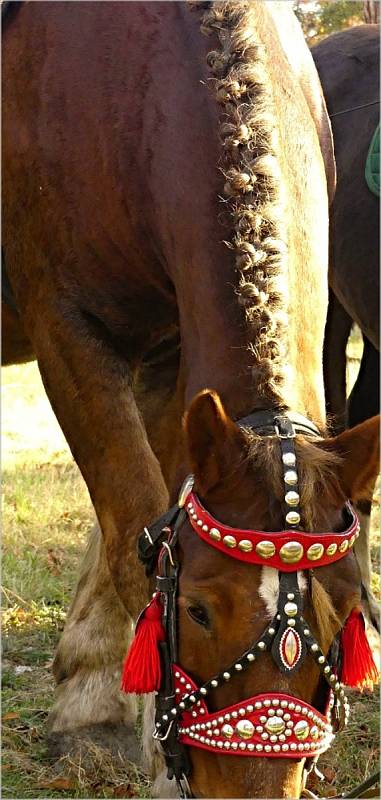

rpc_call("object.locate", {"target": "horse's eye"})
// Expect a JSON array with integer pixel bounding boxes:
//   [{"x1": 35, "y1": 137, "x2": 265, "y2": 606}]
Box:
[{"x1": 187, "y1": 604, "x2": 209, "y2": 628}]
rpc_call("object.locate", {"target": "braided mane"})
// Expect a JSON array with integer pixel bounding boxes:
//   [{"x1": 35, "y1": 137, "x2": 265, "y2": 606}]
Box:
[{"x1": 190, "y1": 1, "x2": 290, "y2": 407}]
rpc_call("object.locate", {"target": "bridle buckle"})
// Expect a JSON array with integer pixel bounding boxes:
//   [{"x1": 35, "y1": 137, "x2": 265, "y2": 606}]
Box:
[
  {"x1": 274, "y1": 415, "x2": 296, "y2": 438},
  {"x1": 153, "y1": 719, "x2": 174, "y2": 741}
]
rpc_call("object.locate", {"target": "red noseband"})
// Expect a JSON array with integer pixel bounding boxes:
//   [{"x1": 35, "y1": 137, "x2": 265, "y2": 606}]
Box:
[
  {"x1": 172, "y1": 667, "x2": 334, "y2": 759},
  {"x1": 185, "y1": 492, "x2": 360, "y2": 571}
]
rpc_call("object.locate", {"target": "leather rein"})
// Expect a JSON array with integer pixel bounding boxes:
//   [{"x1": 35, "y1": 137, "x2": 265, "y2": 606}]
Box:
[{"x1": 136, "y1": 410, "x2": 369, "y2": 798}]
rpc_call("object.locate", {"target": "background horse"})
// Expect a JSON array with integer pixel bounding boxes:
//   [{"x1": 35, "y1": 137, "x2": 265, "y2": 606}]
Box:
[
  {"x1": 3, "y1": 2, "x2": 378, "y2": 797},
  {"x1": 312, "y1": 24, "x2": 380, "y2": 629}
]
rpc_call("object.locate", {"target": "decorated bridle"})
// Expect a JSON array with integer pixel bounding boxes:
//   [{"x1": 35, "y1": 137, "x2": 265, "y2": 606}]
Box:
[{"x1": 121, "y1": 412, "x2": 377, "y2": 798}]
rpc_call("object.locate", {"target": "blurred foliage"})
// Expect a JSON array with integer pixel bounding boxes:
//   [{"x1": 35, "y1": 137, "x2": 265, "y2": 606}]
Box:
[{"x1": 294, "y1": 1, "x2": 364, "y2": 44}]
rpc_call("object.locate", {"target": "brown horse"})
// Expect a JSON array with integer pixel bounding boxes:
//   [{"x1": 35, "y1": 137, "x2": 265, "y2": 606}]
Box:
[
  {"x1": 3, "y1": 2, "x2": 379, "y2": 797},
  {"x1": 313, "y1": 25, "x2": 380, "y2": 629}
]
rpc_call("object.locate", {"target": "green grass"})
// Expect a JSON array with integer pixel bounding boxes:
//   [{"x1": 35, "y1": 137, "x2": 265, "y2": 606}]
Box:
[{"x1": 2, "y1": 335, "x2": 380, "y2": 798}]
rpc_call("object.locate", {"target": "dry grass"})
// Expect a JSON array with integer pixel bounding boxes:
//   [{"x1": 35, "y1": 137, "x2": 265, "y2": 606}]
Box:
[{"x1": 2, "y1": 328, "x2": 379, "y2": 798}]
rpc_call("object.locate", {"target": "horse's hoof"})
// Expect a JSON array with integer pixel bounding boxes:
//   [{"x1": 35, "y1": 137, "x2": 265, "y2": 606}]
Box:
[{"x1": 47, "y1": 722, "x2": 141, "y2": 766}]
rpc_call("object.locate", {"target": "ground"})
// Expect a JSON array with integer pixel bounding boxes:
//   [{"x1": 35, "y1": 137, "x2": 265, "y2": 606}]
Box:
[{"x1": 2, "y1": 329, "x2": 380, "y2": 798}]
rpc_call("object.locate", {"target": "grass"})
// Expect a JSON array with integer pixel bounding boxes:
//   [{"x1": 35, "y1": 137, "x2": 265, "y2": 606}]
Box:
[{"x1": 2, "y1": 331, "x2": 380, "y2": 798}]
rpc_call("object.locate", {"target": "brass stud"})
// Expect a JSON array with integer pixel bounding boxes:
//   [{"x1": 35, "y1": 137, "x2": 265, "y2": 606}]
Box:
[
  {"x1": 339, "y1": 539, "x2": 349, "y2": 553},
  {"x1": 211, "y1": 679, "x2": 218, "y2": 688},
  {"x1": 284, "y1": 470, "x2": 298, "y2": 485},
  {"x1": 221, "y1": 724, "x2": 234, "y2": 739},
  {"x1": 285, "y1": 491, "x2": 300, "y2": 507},
  {"x1": 223, "y1": 534, "x2": 237, "y2": 549},
  {"x1": 256, "y1": 540, "x2": 276, "y2": 559},
  {"x1": 236, "y1": 719, "x2": 255, "y2": 739},
  {"x1": 209, "y1": 528, "x2": 221, "y2": 542},
  {"x1": 265, "y1": 716, "x2": 286, "y2": 735},
  {"x1": 307, "y1": 543, "x2": 324, "y2": 561},
  {"x1": 247, "y1": 653, "x2": 255, "y2": 662},
  {"x1": 238, "y1": 539, "x2": 253, "y2": 553},
  {"x1": 294, "y1": 720, "x2": 309, "y2": 740},
  {"x1": 223, "y1": 672, "x2": 231, "y2": 681},
  {"x1": 310, "y1": 726, "x2": 319, "y2": 740},
  {"x1": 326, "y1": 542, "x2": 337, "y2": 556},
  {"x1": 349, "y1": 534, "x2": 356, "y2": 548},
  {"x1": 279, "y1": 541, "x2": 304, "y2": 563},
  {"x1": 235, "y1": 663, "x2": 242, "y2": 671},
  {"x1": 285, "y1": 511, "x2": 301, "y2": 526}
]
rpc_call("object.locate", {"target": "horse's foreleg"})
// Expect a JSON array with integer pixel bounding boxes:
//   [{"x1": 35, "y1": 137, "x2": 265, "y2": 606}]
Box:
[
  {"x1": 348, "y1": 337, "x2": 380, "y2": 632},
  {"x1": 48, "y1": 526, "x2": 139, "y2": 760},
  {"x1": 354, "y1": 503, "x2": 380, "y2": 633},
  {"x1": 28, "y1": 310, "x2": 169, "y2": 755}
]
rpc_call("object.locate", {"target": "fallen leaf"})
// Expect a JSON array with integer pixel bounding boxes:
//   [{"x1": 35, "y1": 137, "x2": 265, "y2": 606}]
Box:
[
  {"x1": 37, "y1": 777, "x2": 75, "y2": 791},
  {"x1": 113, "y1": 786, "x2": 134, "y2": 798},
  {"x1": 322, "y1": 767, "x2": 336, "y2": 784},
  {"x1": 47, "y1": 549, "x2": 63, "y2": 575},
  {"x1": 2, "y1": 711, "x2": 20, "y2": 721}
]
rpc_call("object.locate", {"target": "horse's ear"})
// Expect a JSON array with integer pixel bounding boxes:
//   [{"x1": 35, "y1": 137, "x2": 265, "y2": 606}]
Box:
[
  {"x1": 184, "y1": 390, "x2": 248, "y2": 495},
  {"x1": 320, "y1": 416, "x2": 380, "y2": 501}
]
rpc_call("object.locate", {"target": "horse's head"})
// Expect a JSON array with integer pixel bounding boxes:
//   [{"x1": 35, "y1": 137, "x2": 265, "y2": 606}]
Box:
[{"x1": 168, "y1": 390, "x2": 379, "y2": 799}]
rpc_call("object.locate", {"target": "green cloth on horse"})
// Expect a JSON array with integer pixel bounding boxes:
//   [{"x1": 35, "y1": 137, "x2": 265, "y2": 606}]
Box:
[{"x1": 365, "y1": 123, "x2": 380, "y2": 197}]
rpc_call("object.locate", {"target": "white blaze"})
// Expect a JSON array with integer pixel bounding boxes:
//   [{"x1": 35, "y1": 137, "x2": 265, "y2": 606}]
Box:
[{"x1": 259, "y1": 566, "x2": 307, "y2": 617}]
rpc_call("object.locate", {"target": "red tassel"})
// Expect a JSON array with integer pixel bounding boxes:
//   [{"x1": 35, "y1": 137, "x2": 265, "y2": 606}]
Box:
[
  {"x1": 121, "y1": 594, "x2": 165, "y2": 694},
  {"x1": 341, "y1": 608, "x2": 379, "y2": 691}
]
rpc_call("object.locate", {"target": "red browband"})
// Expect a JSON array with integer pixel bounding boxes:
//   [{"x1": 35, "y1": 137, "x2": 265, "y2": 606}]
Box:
[
  {"x1": 173, "y1": 666, "x2": 334, "y2": 758},
  {"x1": 185, "y1": 492, "x2": 360, "y2": 572}
]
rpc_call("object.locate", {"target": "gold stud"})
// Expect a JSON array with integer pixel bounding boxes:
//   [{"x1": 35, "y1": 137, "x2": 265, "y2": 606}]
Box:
[
  {"x1": 238, "y1": 539, "x2": 253, "y2": 553},
  {"x1": 282, "y1": 452, "x2": 296, "y2": 466},
  {"x1": 236, "y1": 719, "x2": 254, "y2": 739},
  {"x1": 285, "y1": 511, "x2": 301, "y2": 526},
  {"x1": 294, "y1": 720, "x2": 310, "y2": 740},
  {"x1": 221, "y1": 724, "x2": 234, "y2": 739},
  {"x1": 209, "y1": 528, "x2": 221, "y2": 542},
  {"x1": 307, "y1": 543, "x2": 324, "y2": 561},
  {"x1": 279, "y1": 541, "x2": 304, "y2": 563},
  {"x1": 178, "y1": 475, "x2": 194, "y2": 507},
  {"x1": 326, "y1": 542, "x2": 337, "y2": 556},
  {"x1": 339, "y1": 539, "x2": 349, "y2": 553},
  {"x1": 349, "y1": 534, "x2": 356, "y2": 548},
  {"x1": 223, "y1": 535, "x2": 237, "y2": 549},
  {"x1": 265, "y1": 717, "x2": 286, "y2": 735},
  {"x1": 310, "y1": 726, "x2": 319, "y2": 740},
  {"x1": 256, "y1": 540, "x2": 276, "y2": 559},
  {"x1": 285, "y1": 491, "x2": 299, "y2": 507},
  {"x1": 284, "y1": 470, "x2": 298, "y2": 486}
]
